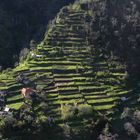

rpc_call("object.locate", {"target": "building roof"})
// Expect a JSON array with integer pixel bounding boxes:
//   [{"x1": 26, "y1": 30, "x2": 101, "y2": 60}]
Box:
[
  {"x1": 4, "y1": 106, "x2": 10, "y2": 112},
  {"x1": 21, "y1": 88, "x2": 35, "y2": 97}
]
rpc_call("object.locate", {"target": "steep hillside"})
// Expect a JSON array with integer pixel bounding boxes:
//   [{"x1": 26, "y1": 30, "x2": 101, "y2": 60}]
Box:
[
  {"x1": 0, "y1": 2, "x2": 139, "y2": 140},
  {"x1": 0, "y1": 0, "x2": 126, "y2": 115},
  {"x1": 0, "y1": 0, "x2": 140, "y2": 139}
]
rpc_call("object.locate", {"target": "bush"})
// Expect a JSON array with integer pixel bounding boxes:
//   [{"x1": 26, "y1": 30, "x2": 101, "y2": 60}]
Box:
[
  {"x1": 61, "y1": 104, "x2": 77, "y2": 120},
  {"x1": 36, "y1": 115, "x2": 48, "y2": 125},
  {"x1": 0, "y1": 118, "x2": 6, "y2": 131},
  {"x1": 133, "y1": 110, "x2": 140, "y2": 123},
  {"x1": 19, "y1": 48, "x2": 30, "y2": 62},
  {"x1": 61, "y1": 103, "x2": 93, "y2": 120},
  {"x1": 30, "y1": 40, "x2": 37, "y2": 50},
  {"x1": 133, "y1": 110, "x2": 140, "y2": 132},
  {"x1": 14, "y1": 120, "x2": 25, "y2": 129},
  {"x1": 124, "y1": 122, "x2": 138, "y2": 138},
  {"x1": 38, "y1": 102, "x2": 48, "y2": 113},
  {"x1": 77, "y1": 104, "x2": 93, "y2": 117},
  {"x1": 98, "y1": 123, "x2": 118, "y2": 140},
  {"x1": 0, "y1": 115, "x2": 16, "y2": 138},
  {"x1": 63, "y1": 123, "x2": 72, "y2": 138},
  {"x1": 121, "y1": 108, "x2": 132, "y2": 120}
]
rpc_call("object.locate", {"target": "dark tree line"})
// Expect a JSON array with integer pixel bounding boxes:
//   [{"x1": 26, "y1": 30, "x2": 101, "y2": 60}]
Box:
[
  {"x1": 0, "y1": 0, "x2": 74, "y2": 68},
  {"x1": 88, "y1": 0, "x2": 140, "y2": 80}
]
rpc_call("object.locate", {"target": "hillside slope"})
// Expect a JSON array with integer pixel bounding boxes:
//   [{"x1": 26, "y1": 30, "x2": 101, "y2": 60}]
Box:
[{"x1": 0, "y1": 0, "x2": 140, "y2": 139}]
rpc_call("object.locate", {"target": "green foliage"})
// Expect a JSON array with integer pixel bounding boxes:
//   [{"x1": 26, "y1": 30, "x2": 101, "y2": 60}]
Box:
[
  {"x1": 0, "y1": 118, "x2": 6, "y2": 131},
  {"x1": 19, "y1": 48, "x2": 30, "y2": 63},
  {"x1": 38, "y1": 102, "x2": 48, "y2": 112},
  {"x1": 61, "y1": 103, "x2": 93, "y2": 120},
  {"x1": 121, "y1": 108, "x2": 132, "y2": 119},
  {"x1": 15, "y1": 120, "x2": 25, "y2": 128},
  {"x1": 36, "y1": 115, "x2": 48, "y2": 125},
  {"x1": 77, "y1": 104, "x2": 93, "y2": 117},
  {"x1": 0, "y1": 0, "x2": 74, "y2": 68},
  {"x1": 61, "y1": 104, "x2": 77, "y2": 120}
]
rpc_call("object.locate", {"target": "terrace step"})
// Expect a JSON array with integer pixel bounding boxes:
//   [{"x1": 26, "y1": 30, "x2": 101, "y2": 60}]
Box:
[
  {"x1": 85, "y1": 95, "x2": 108, "y2": 100},
  {"x1": 94, "y1": 104, "x2": 115, "y2": 111},
  {"x1": 59, "y1": 94, "x2": 83, "y2": 100},
  {"x1": 54, "y1": 77, "x2": 73, "y2": 81},
  {"x1": 88, "y1": 97, "x2": 119, "y2": 105},
  {"x1": 60, "y1": 99, "x2": 84, "y2": 104}
]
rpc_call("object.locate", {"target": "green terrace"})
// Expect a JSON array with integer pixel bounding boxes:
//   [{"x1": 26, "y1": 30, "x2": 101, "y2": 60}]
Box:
[{"x1": 0, "y1": 1, "x2": 136, "y2": 131}]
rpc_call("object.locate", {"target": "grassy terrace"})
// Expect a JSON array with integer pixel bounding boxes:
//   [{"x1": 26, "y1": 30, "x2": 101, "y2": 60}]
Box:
[{"x1": 0, "y1": 1, "x2": 136, "y2": 131}]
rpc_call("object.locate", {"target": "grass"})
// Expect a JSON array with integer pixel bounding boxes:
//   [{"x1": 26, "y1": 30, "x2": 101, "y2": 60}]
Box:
[
  {"x1": 59, "y1": 94, "x2": 82, "y2": 100},
  {"x1": 7, "y1": 94, "x2": 23, "y2": 102},
  {"x1": 0, "y1": 86, "x2": 8, "y2": 90},
  {"x1": 7, "y1": 102, "x2": 24, "y2": 110},
  {"x1": 58, "y1": 86, "x2": 77, "y2": 90},
  {"x1": 60, "y1": 99, "x2": 84, "y2": 104},
  {"x1": 77, "y1": 104, "x2": 93, "y2": 117},
  {"x1": 79, "y1": 86, "x2": 108, "y2": 91},
  {"x1": 94, "y1": 104, "x2": 115, "y2": 110},
  {"x1": 30, "y1": 66, "x2": 52, "y2": 71},
  {"x1": 88, "y1": 97, "x2": 119, "y2": 104}
]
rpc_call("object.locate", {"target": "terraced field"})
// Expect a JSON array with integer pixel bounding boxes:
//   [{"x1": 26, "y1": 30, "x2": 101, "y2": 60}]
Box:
[{"x1": 0, "y1": 1, "x2": 138, "y2": 129}]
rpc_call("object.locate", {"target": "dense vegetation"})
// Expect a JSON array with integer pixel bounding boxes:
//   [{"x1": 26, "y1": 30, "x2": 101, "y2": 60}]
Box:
[
  {"x1": 89, "y1": 0, "x2": 140, "y2": 79},
  {"x1": 0, "y1": 0, "x2": 140, "y2": 139},
  {"x1": 0, "y1": 0, "x2": 74, "y2": 68}
]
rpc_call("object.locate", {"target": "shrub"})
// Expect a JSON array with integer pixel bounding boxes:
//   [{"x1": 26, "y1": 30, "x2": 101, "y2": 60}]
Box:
[
  {"x1": 133, "y1": 110, "x2": 140, "y2": 123},
  {"x1": 19, "y1": 48, "x2": 30, "y2": 62},
  {"x1": 132, "y1": 110, "x2": 140, "y2": 132},
  {"x1": 98, "y1": 123, "x2": 118, "y2": 140},
  {"x1": 37, "y1": 115, "x2": 48, "y2": 124},
  {"x1": 14, "y1": 120, "x2": 25, "y2": 129},
  {"x1": 0, "y1": 118, "x2": 6, "y2": 131},
  {"x1": 63, "y1": 123, "x2": 72, "y2": 138},
  {"x1": 124, "y1": 122, "x2": 138, "y2": 138},
  {"x1": 38, "y1": 102, "x2": 48, "y2": 113},
  {"x1": 61, "y1": 104, "x2": 77, "y2": 120},
  {"x1": 0, "y1": 115, "x2": 16, "y2": 138},
  {"x1": 36, "y1": 84, "x2": 46, "y2": 91},
  {"x1": 61, "y1": 103, "x2": 93, "y2": 120},
  {"x1": 121, "y1": 108, "x2": 132, "y2": 120},
  {"x1": 77, "y1": 104, "x2": 93, "y2": 117},
  {"x1": 30, "y1": 40, "x2": 37, "y2": 50}
]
